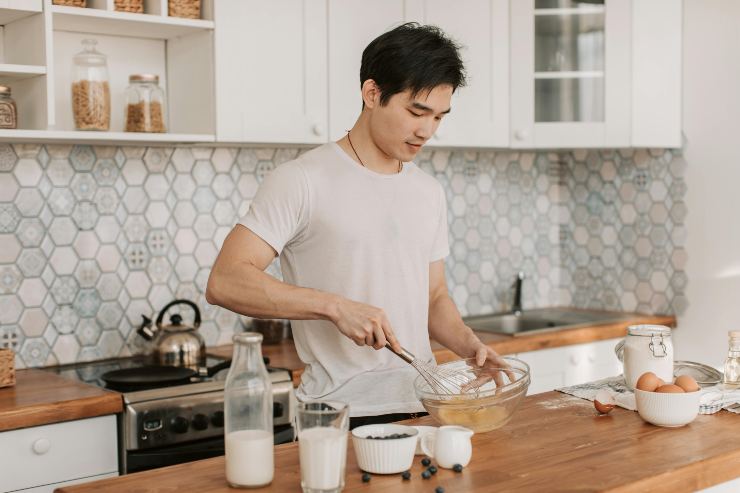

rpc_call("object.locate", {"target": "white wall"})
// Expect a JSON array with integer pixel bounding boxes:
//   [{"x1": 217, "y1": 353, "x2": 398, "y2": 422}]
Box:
[{"x1": 676, "y1": 0, "x2": 740, "y2": 366}]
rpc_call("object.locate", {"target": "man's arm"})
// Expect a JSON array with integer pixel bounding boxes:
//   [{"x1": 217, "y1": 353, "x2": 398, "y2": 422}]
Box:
[
  {"x1": 206, "y1": 224, "x2": 401, "y2": 351},
  {"x1": 427, "y1": 260, "x2": 509, "y2": 375}
]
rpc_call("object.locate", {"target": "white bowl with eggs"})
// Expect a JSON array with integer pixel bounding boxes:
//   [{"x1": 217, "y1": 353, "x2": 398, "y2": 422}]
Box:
[{"x1": 635, "y1": 388, "x2": 700, "y2": 427}]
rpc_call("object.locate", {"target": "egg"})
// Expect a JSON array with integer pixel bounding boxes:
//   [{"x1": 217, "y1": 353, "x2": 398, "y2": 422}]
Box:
[
  {"x1": 635, "y1": 372, "x2": 663, "y2": 392},
  {"x1": 655, "y1": 384, "x2": 685, "y2": 393},
  {"x1": 674, "y1": 375, "x2": 700, "y2": 392},
  {"x1": 593, "y1": 389, "x2": 616, "y2": 414}
]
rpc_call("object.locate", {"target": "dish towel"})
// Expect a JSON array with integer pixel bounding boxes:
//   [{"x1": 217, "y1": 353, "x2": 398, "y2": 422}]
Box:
[{"x1": 556, "y1": 375, "x2": 740, "y2": 415}]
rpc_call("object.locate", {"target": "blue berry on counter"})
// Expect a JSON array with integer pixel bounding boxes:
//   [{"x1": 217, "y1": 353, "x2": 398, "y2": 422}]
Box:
[
  {"x1": 428, "y1": 466, "x2": 438, "y2": 475},
  {"x1": 401, "y1": 471, "x2": 411, "y2": 480},
  {"x1": 421, "y1": 457, "x2": 431, "y2": 466},
  {"x1": 362, "y1": 473, "x2": 371, "y2": 483},
  {"x1": 452, "y1": 463, "x2": 463, "y2": 473},
  {"x1": 435, "y1": 487, "x2": 445, "y2": 493},
  {"x1": 421, "y1": 471, "x2": 431, "y2": 479}
]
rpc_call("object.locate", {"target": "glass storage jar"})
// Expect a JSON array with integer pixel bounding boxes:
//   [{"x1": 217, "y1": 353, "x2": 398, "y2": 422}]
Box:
[
  {"x1": 615, "y1": 324, "x2": 674, "y2": 390},
  {"x1": 71, "y1": 39, "x2": 110, "y2": 131},
  {"x1": 0, "y1": 85, "x2": 17, "y2": 129},
  {"x1": 224, "y1": 332, "x2": 274, "y2": 488},
  {"x1": 124, "y1": 74, "x2": 166, "y2": 133},
  {"x1": 723, "y1": 330, "x2": 740, "y2": 388}
]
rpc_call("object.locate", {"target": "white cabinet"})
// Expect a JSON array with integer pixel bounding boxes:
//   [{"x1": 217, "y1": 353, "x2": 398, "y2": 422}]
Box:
[
  {"x1": 516, "y1": 337, "x2": 623, "y2": 395},
  {"x1": 214, "y1": 0, "x2": 328, "y2": 144},
  {"x1": 510, "y1": 0, "x2": 681, "y2": 149},
  {"x1": 0, "y1": 415, "x2": 118, "y2": 493},
  {"x1": 407, "y1": 0, "x2": 509, "y2": 148}
]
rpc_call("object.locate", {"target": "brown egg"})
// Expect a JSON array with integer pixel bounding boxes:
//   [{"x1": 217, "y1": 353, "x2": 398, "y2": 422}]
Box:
[
  {"x1": 635, "y1": 372, "x2": 663, "y2": 392},
  {"x1": 655, "y1": 384, "x2": 685, "y2": 393},
  {"x1": 674, "y1": 375, "x2": 700, "y2": 392},
  {"x1": 594, "y1": 389, "x2": 616, "y2": 414}
]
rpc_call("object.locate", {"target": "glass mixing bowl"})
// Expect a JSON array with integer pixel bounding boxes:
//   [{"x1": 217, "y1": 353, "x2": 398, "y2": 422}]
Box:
[{"x1": 413, "y1": 356, "x2": 530, "y2": 433}]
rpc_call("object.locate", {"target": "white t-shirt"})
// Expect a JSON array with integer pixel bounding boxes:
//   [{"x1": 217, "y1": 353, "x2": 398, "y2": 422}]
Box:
[{"x1": 239, "y1": 142, "x2": 449, "y2": 416}]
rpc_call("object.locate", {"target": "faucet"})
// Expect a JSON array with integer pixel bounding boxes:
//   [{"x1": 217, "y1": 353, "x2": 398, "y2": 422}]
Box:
[{"x1": 512, "y1": 271, "x2": 525, "y2": 315}]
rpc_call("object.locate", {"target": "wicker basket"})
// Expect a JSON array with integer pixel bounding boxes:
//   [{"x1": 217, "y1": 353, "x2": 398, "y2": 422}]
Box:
[
  {"x1": 168, "y1": 0, "x2": 200, "y2": 19},
  {"x1": 0, "y1": 348, "x2": 15, "y2": 388},
  {"x1": 52, "y1": 0, "x2": 86, "y2": 6},
  {"x1": 114, "y1": 0, "x2": 143, "y2": 13}
]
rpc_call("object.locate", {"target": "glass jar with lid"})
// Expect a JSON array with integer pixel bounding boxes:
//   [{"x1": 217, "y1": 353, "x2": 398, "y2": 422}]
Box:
[
  {"x1": 615, "y1": 324, "x2": 674, "y2": 390},
  {"x1": 723, "y1": 330, "x2": 740, "y2": 387},
  {"x1": 124, "y1": 74, "x2": 166, "y2": 133},
  {"x1": 224, "y1": 332, "x2": 274, "y2": 488},
  {"x1": 71, "y1": 39, "x2": 110, "y2": 131},
  {"x1": 0, "y1": 85, "x2": 17, "y2": 129}
]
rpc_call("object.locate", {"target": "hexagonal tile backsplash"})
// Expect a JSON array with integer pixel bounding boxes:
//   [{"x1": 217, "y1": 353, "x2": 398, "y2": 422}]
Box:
[{"x1": 0, "y1": 143, "x2": 687, "y2": 368}]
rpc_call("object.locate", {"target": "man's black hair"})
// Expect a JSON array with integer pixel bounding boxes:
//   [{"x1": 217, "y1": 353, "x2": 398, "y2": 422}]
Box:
[{"x1": 360, "y1": 22, "x2": 466, "y2": 106}]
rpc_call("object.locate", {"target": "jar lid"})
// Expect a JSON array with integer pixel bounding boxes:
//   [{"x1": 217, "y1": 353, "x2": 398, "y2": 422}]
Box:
[
  {"x1": 627, "y1": 324, "x2": 672, "y2": 337},
  {"x1": 0, "y1": 85, "x2": 10, "y2": 95},
  {"x1": 73, "y1": 39, "x2": 107, "y2": 66},
  {"x1": 129, "y1": 74, "x2": 159, "y2": 83},
  {"x1": 729, "y1": 330, "x2": 740, "y2": 338},
  {"x1": 233, "y1": 331, "x2": 263, "y2": 344}
]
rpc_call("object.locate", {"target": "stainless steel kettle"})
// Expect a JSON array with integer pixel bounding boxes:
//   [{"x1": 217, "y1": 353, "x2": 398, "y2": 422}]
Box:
[{"x1": 137, "y1": 299, "x2": 205, "y2": 368}]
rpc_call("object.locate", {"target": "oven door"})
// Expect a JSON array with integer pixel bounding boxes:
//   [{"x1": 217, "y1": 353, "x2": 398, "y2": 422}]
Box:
[{"x1": 123, "y1": 425, "x2": 294, "y2": 474}]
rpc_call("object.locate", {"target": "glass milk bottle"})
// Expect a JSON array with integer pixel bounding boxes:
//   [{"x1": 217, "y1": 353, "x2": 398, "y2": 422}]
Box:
[
  {"x1": 224, "y1": 332, "x2": 274, "y2": 488},
  {"x1": 723, "y1": 330, "x2": 740, "y2": 388}
]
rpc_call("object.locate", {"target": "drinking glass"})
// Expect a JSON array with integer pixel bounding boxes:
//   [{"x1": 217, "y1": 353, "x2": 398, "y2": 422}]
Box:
[{"x1": 296, "y1": 401, "x2": 349, "y2": 493}]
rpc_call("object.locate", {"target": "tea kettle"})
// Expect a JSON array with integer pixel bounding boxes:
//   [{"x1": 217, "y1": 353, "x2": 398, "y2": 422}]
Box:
[{"x1": 137, "y1": 299, "x2": 205, "y2": 368}]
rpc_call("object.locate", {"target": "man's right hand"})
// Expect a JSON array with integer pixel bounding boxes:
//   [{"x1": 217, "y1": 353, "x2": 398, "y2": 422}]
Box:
[{"x1": 330, "y1": 298, "x2": 402, "y2": 352}]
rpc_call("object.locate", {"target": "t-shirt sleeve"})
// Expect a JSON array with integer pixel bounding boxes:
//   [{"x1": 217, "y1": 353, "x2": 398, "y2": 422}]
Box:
[
  {"x1": 430, "y1": 184, "x2": 450, "y2": 262},
  {"x1": 238, "y1": 162, "x2": 310, "y2": 255}
]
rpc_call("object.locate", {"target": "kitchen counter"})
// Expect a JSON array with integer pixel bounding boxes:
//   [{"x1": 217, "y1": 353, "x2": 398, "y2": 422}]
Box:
[
  {"x1": 209, "y1": 310, "x2": 676, "y2": 386},
  {"x1": 56, "y1": 391, "x2": 739, "y2": 493},
  {"x1": 0, "y1": 369, "x2": 122, "y2": 432}
]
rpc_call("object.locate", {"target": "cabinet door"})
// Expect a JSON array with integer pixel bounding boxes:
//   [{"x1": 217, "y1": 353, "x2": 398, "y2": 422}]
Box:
[
  {"x1": 214, "y1": 0, "x2": 328, "y2": 144},
  {"x1": 411, "y1": 0, "x2": 509, "y2": 148},
  {"x1": 328, "y1": 0, "x2": 416, "y2": 141},
  {"x1": 510, "y1": 0, "x2": 630, "y2": 148}
]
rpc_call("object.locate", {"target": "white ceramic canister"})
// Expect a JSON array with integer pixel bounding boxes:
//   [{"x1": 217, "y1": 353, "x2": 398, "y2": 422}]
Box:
[{"x1": 615, "y1": 325, "x2": 674, "y2": 390}]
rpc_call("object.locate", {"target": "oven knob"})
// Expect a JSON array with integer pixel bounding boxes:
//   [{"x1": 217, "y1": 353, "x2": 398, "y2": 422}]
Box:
[
  {"x1": 273, "y1": 402, "x2": 283, "y2": 418},
  {"x1": 192, "y1": 413, "x2": 209, "y2": 431},
  {"x1": 211, "y1": 411, "x2": 224, "y2": 427},
  {"x1": 170, "y1": 416, "x2": 189, "y2": 434}
]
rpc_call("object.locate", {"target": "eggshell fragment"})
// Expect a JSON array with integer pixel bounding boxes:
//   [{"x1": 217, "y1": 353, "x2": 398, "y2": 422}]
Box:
[
  {"x1": 594, "y1": 389, "x2": 616, "y2": 414},
  {"x1": 674, "y1": 375, "x2": 700, "y2": 393},
  {"x1": 655, "y1": 384, "x2": 685, "y2": 393},
  {"x1": 635, "y1": 372, "x2": 663, "y2": 392}
]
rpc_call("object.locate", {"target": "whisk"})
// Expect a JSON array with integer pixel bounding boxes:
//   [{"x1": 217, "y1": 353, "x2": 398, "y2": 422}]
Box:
[{"x1": 385, "y1": 344, "x2": 477, "y2": 395}]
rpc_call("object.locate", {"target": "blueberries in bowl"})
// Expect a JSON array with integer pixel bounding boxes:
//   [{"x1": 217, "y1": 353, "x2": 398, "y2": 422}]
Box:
[{"x1": 365, "y1": 433, "x2": 413, "y2": 440}]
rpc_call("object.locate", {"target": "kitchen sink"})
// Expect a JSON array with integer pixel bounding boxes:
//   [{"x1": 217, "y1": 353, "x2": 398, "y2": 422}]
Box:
[{"x1": 463, "y1": 308, "x2": 634, "y2": 336}]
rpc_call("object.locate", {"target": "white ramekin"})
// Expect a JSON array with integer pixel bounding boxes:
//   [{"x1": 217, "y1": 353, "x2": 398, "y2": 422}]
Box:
[{"x1": 351, "y1": 424, "x2": 418, "y2": 474}]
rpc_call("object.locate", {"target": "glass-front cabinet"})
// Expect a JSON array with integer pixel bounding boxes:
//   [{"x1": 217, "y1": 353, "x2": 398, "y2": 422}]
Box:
[{"x1": 511, "y1": 0, "x2": 681, "y2": 149}]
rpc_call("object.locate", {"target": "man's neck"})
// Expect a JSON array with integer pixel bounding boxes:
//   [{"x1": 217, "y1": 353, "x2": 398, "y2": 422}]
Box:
[{"x1": 336, "y1": 120, "x2": 401, "y2": 175}]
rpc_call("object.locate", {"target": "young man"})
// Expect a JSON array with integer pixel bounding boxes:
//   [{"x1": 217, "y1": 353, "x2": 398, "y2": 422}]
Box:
[{"x1": 206, "y1": 23, "x2": 507, "y2": 427}]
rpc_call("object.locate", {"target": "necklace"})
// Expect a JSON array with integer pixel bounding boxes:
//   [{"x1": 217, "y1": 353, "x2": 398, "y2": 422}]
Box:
[{"x1": 346, "y1": 131, "x2": 402, "y2": 174}]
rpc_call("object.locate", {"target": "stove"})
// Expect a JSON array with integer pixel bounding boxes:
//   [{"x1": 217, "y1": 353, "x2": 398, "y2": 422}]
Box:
[{"x1": 46, "y1": 355, "x2": 295, "y2": 474}]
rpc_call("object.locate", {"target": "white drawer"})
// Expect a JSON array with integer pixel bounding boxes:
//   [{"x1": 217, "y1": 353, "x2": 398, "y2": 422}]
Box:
[
  {"x1": 20, "y1": 472, "x2": 118, "y2": 493},
  {"x1": 0, "y1": 415, "x2": 118, "y2": 493}
]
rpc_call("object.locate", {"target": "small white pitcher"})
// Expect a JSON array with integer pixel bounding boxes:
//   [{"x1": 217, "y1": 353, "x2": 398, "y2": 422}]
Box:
[{"x1": 419, "y1": 425, "x2": 474, "y2": 469}]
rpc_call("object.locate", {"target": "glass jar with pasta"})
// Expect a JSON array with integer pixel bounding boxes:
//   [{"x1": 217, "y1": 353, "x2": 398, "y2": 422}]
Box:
[
  {"x1": 71, "y1": 39, "x2": 110, "y2": 131},
  {"x1": 124, "y1": 74, "x2": 166, "y2": 133}
]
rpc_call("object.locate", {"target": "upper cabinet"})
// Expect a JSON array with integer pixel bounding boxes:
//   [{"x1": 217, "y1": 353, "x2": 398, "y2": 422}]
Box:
[
  {"x1": 510, "y1": 0, "x2": 681, "y2": 149},
  {"x1": 214, "y1": 0, "x2": 327, "y2": 144}
]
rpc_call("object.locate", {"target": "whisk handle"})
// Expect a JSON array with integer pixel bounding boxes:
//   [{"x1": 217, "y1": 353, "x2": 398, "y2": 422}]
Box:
[{"x1": 385, "y1": 343, "x2": 416, "y2": 364}]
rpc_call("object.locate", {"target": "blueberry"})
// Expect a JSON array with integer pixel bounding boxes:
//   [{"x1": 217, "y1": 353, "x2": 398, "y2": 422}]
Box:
[
  {"x1": 452, "y1": 463, "x2": 463, "y2": 473},
  {"x1": 428, "y1": 466, "x2": 438, "y2": 475},
  {"x1": 421, "y1": 471, "x2": 431, "y2": 479},
  {"x1": 401, "y1": 471, "x2": 411, "y2": 480},
  {"x1": 390, "y1": 433, "x2": 400, "y2": 439},
  {"x1": 362, "y1": 473, "x2": 371, "y2": 483},
  {"x1": 435, "y1": 487, "x2": 445, "y2": 493},
  {"x1": 421, "y1": 457, "x2": 431, "y2": 466}
]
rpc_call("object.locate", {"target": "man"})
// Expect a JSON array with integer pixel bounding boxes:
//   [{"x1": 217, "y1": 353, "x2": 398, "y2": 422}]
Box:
[{"x1": 206, "y1": 23, "x2": 507, "y2": 428}]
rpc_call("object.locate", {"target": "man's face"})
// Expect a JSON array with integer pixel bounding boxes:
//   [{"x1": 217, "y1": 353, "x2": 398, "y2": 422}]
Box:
[{"x1": 368, "y1": 84, "x2": 453, "y2": 162}]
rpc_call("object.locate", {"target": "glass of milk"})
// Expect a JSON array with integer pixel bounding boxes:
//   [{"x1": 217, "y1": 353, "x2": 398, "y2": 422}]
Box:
[{"x1": 296, "y1": 401, "x2": 349, "y2": 493}]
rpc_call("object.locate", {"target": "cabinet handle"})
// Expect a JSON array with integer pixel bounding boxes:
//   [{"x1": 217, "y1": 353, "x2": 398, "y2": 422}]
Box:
[
  {"x1": 32, "y1": 438, "x2": 51, "y2": 455},
  {"x1": 569, "y1": 355, "x2": 581, "y2": 366},
  {"x1": 514, "y1": 129, "x2": 529, "y2": 141},
  {"x1": 311, "y1": 123, "x2": 324, "y2": 137}
]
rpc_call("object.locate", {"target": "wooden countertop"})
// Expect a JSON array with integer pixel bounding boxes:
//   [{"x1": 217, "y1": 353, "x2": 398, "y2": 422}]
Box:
[
  {"x1": 0, "y1": 369, "x2": 122, "y2": 432},
  {"x1": 209, "y1": 311, "x2": 676, "y2": 386},
  {"x1": 57, "y1": 391, "x2": 739, "y2": 493}
]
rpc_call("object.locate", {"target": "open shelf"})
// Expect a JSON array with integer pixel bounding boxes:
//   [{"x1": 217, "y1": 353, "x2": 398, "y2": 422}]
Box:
[
  {"x1": 0, "y1": 64, "x2": 46, "y2": 81},
  {"x1": 0, "y1": 129, "x2": 215, "y2": 144},
  {"x1": 52, "y1": 5, "x2": 214, "y2": 40},
  {"x1": 0, "y1": 2, "x2": 42, "y2": 25}
]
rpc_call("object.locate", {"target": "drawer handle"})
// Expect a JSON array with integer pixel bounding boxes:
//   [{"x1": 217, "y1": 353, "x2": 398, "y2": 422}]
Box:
[{"x1": 32, "y1": 438, "x2": 51, "y2": 455}]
